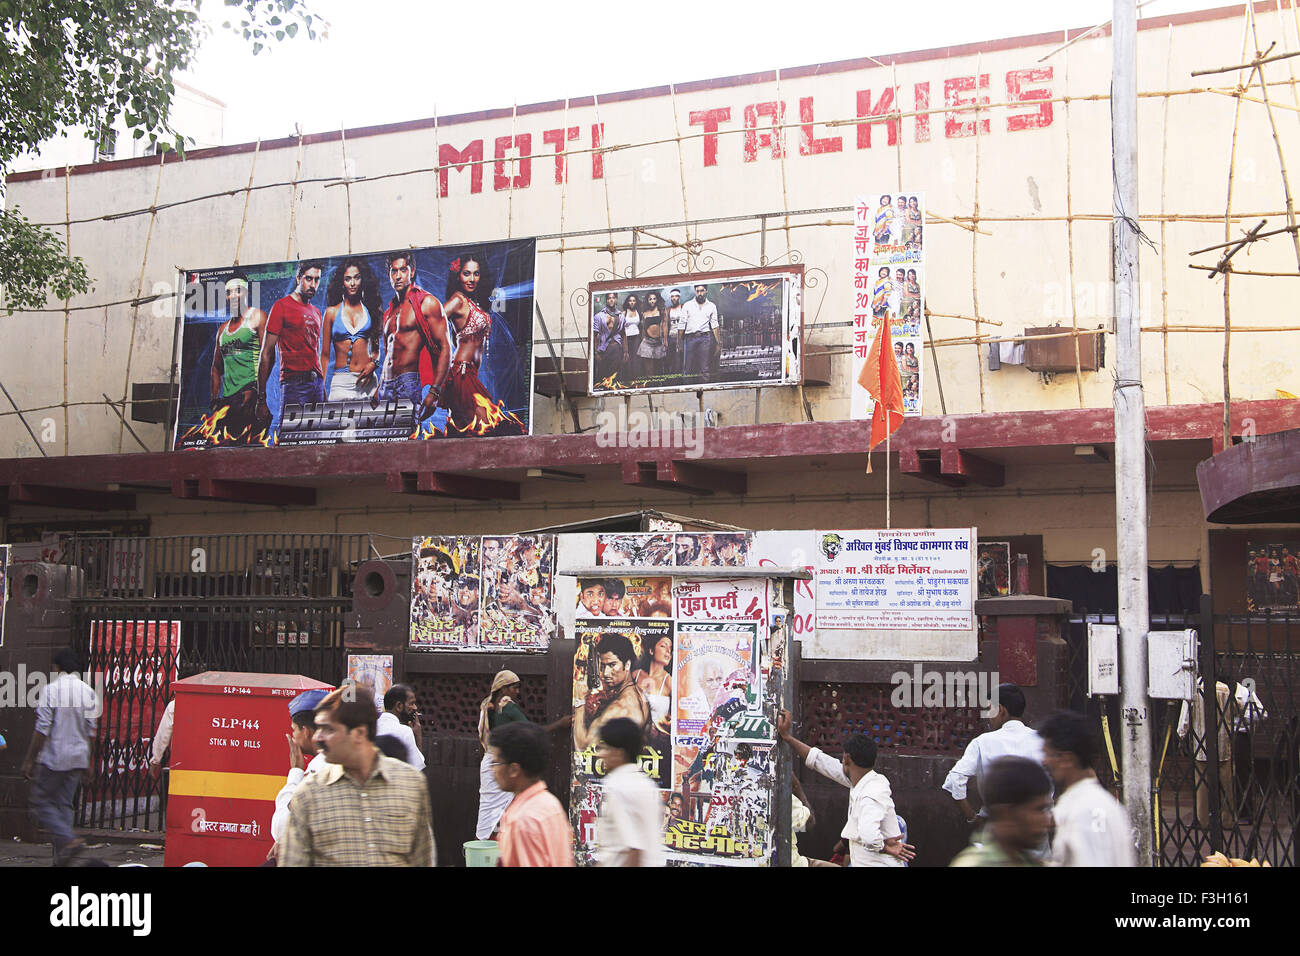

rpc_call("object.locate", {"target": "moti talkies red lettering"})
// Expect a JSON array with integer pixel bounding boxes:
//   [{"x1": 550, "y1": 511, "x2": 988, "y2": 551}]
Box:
[
  {"x1": 493, "y1": 133, "x2": 532, "y2": 191},
  {"x1": 439, "y1": 140, "x2": 484, "y2": 196},
  {"x1": 799, "y1": 96, "x2": 842, "y2": 155},
  {"x1": 913, "y1": 82, "x2": 931, "y2": 142},
  {"x1": 945, "y1": 75, "x2": 991, "y2": 138},
  {"x1": 689, "y1": 107, "x2": 732, "y2": 167},
  {"x1": 743, "y1": 101, "x2": 784, "y2": 162},
  {"x1": 542, "y1": 126, "x2": 580, "y2": 183},
  {"x1": 1006, "y1": 67, "x2": 1054, "y2": 131},
  {"x1": 855, "y1": 87, "x2": 900, "y2": 148},
  {"x1": 591, "y1": 123, "x2": 605, "y2": 179}
]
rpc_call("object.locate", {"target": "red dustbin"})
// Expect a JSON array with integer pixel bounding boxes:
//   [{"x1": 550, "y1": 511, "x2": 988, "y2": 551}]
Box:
[{"x1": 164, "y1": 671, "x2": 333, "y2": 867}]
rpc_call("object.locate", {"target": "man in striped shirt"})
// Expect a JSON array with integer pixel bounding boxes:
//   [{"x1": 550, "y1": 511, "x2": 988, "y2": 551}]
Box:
[
  {"x1": 280, "y1": 690, "x2": 434, "y2": 867},
  {"x1": 491, "y1": 721, "x2": 574, "y2": 867}
]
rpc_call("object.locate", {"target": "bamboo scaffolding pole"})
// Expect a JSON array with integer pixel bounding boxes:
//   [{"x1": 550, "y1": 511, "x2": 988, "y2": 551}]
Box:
[
  {"x1": 1189, "y1": 263, "x2": 1300, "y2": 275},
  {"x1": 506, "y1": 101, "x2": 518, "y2": 239},
  {"x1": 1191, "y1": 42, "x2": 1300, "y2": 76},
  {"x1": 285, "y1": 125, "x2": 305, "y2": 260},
  {"x1": 432, "y1": 104, "x2": 443, "y2": 244},
  {"x1": 232, "y1": 139, "x2": 261, "y2": 266},
  {"x1": 340, "y1": 124, "x2": 353, "y2": 253},
  {"x1": 669, "y1": 82, "x2": 695, "y2": 267},
  {"x1": 1065, "y1": 43, "x2": 1084, "y2": 406},
  {"x1": 972, "y1": 52, "x2": 986, "y2": 414},
  {"x1": 117, "y1": 151, "x2": 166, "y2": 453},
  {"x1": 593, "y1": 92, "x2": 617, "y2": 274},
  {"x1": 1248, "y1": 17, "x2": 1300, "y2": 269},
  {"x1": 62, "y1": 165, "x2": 71, "y2": 455},
  {"x1": 774, "y1": 69, "x2": 793, "y2": 259},
  {"x1": 1160, "y1": 25, "x2": 1174, "y2": 404},
  {"x1": 1220, "y1": 14, "x2": 1251, "y2": 449}
]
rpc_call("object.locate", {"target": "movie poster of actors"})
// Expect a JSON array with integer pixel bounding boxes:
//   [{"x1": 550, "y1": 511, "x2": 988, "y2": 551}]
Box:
[
  {"x1": 850, "y1": 191, "x2": 925, "y2": 421},
  {"x1": 672, "y1": 621, "x2": 758, "y2": 740},
  {"x1": 408, "y1": 534, "x2": 555, "y2": 651},
  {"x1": 410, "y1": 536, "x2": 480, "y2": 648},
  {"x1": 576, "y1": 575, "x2": 673, "y2": 618},
  {"x1": 588, "y1": 267, "x2": 802, "y2": 396},
  {"x1": 595, "y1": 533, "x2": 675, "y2": 567},
  {"x1": 977, "y1": 541, "x2": 1012, "y2": 598},
  {"x1": 571, "y1": 618, "x2": 673, "y2": 789},
  {"x1": 1246, "y1": 541, "x2": 1300, "y2": 612},
  {"x1": 591, "y1": 531, "x2": 755, "y2": 569},
  {"x1": 346, "y1": 654, "x2": 393, "y2": 715},
  {"x1": 172, "y1": 238, "x2": 536, "y2": 449},
  {"x1": 479, "y1": 535, "x2": 555, "y2": 648}
]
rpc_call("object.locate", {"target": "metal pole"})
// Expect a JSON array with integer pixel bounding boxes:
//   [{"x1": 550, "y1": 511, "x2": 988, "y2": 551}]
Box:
[{"x1": 1112, "y1": 0, "x2": 1153, "y2": 866}]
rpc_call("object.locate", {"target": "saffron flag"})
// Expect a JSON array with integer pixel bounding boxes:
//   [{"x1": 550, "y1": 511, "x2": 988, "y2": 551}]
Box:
[{"x1": 856, "y1": 316, "x2": 904, "y2": 473}]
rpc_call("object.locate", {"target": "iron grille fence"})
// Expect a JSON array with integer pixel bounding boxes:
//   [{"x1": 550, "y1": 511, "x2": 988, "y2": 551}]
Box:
[
  {"x1": 1067, "y1": 600, "x2": 1299, "y2": 867},
  {"x1": 64, "y1": 533, "x2": 371, "y2": 832}
]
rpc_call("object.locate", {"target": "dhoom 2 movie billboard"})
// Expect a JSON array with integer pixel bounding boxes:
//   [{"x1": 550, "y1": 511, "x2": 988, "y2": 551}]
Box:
[
  {"x1": 587, "y1": 265, "x2": 802, "y2": 396},
  {"x1": 172, "y1": 238, "x2": 536, "y2": 448}
]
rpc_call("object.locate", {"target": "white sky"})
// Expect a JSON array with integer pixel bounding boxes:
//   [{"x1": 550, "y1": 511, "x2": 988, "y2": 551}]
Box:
[{"x1": 184, "y1": 0, "x2": 1232, "y2": 145}]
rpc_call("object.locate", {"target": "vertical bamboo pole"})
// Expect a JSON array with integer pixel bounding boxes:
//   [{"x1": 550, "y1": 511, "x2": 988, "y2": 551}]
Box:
[
  {"x1": 118, "y1": 151, "x2": 166, "y2": 452},
  {"x1": 593, "y1": 92, "x2": 617, "y2": 276},
  {"x1": 233, "y1": 139, "x2": 262, "y2": 266},
  {"x1": 285, "y1": 126, "x2": 305, "y2": 261},
  {"x1": 1065, "y1": 43, "x2": 1084, "y2": 406},
  {"x1": 506, "y1": 101, "x2": 519, "y2": 239},
  {"x1": 1160, "y1": 26, "x2": 1174, "y2": 405},
  {"x1": 972, "y1": 53, "x2": 986, "y2": 413},
  {"x1": 62, "y1": 165, "x2": 72, "y2": 455},
  {"x1": 1221, "y1": 15, "x2": 1251, "y2": 448},
  {"x1": 432, "y1": 104, "x2": 443, "y2": 244},
  {"x1": 340, "y1": 125, "x2": 353, "y2": 254},
  {"x1": 1248, "y1": 14, "x2": 1300, "y2": 269}
]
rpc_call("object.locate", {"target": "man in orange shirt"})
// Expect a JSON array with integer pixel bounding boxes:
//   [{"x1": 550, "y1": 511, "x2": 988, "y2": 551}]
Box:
[{"x1": 490, "y1": 721, "x2": 574, "y2": 867}]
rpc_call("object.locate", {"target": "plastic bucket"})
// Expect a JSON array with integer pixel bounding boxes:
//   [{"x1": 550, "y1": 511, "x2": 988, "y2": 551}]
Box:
[{"x1": 464, "y1": 840, "x2": 499, "y2": 867}]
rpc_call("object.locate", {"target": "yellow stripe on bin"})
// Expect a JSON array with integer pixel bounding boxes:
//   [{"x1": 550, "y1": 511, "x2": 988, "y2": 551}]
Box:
[{"x1": 169, "y1": 770, "x2": 286, "y2": 802}]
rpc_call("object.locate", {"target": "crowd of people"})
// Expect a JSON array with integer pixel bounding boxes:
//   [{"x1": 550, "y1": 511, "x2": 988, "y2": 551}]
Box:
[{"x1": 24, "y1": 654, "x2": 1138, "y2": 867}]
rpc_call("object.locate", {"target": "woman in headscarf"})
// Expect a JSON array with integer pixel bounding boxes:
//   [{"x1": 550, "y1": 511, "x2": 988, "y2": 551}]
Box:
[
  {"x1": 476, "y1": 669, "x2": 527, "y2": 840},
  {"x1": 476, "y1": 669, "x2": 571, "y2": 841}
]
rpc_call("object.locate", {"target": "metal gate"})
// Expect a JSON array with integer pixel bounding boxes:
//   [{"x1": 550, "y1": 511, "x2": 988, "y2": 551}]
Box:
[
  {"x1": 64, "y1": 533, "x2": 370, "y2": 832},
  {"x1": 1068, "y1": 597, "x2": 1300, "y2": 866}
]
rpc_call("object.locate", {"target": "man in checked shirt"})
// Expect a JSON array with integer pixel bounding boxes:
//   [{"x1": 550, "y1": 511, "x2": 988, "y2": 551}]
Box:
[{"x1": 280, "y1": 689, "x2": 434, "y2": 866}]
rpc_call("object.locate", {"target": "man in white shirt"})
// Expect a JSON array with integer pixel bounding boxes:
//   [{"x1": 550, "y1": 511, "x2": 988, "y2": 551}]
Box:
[
  {"x1": 595, "y1": 717, "x2": 664, "y2": 866},
  {"x1": 269, "y1": 688, "x2": 331, "y2": 855},
  {"x1": 21, "y1": 648, "x2": 100, "y2": 864},
  {"x1": 1039, "y1": 710, "x2": 1136, "y2": 867},
  {"x1": 777, "y1": 709, "x2": 914, "y2": 866},
  {"x1": 943, "y1": 683, "x2": 1044, "y2": 822},
  {"x1": 677, "y1": 284, "x2": 721, "y2": 382},
  {"x1": 376, "y1": 683, "x2": 426, "y2": 771}
]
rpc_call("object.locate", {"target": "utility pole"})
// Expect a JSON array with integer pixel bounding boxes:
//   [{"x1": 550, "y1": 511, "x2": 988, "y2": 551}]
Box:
[{"x1": 1112, "y1": 0, "x2": 1154, "y2": 865}]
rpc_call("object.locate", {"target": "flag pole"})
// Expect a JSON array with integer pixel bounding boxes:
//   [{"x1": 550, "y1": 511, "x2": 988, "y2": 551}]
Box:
[{"x1": 885, "y1": 414, "x2": 891, "y2": 529}]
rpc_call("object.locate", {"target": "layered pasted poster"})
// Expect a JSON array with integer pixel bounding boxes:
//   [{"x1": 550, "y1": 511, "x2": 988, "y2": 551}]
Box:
[
  {"x1": 850, "y1": 191, "x2": 925, "y2": 419},
  {"x1": 409, "y1": 534, "x2": 554, "y2": 651},
  {"x1": 570, "y1": 571, "x2": 783, "y2": 867},
  {"x1": 173, "y1": 238, "x2": 536, "y2": 448}
]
